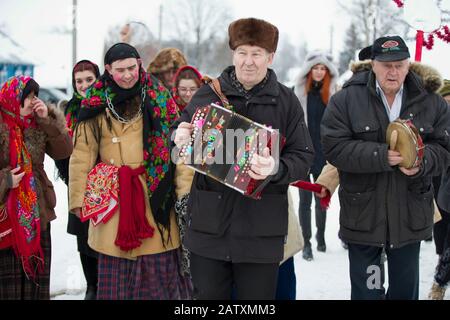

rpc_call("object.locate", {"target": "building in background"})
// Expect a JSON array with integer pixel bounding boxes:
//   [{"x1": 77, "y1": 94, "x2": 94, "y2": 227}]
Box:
[{"x1": 0, "y1": 30, "x2": 35, "y2": 85}]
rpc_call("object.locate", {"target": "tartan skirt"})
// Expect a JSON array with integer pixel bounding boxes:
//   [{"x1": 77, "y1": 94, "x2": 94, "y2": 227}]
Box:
[
  {"x1": 0, "y1": 226, "x2": 51, "y2": 300},
  {"x1": 97, "y1": 248, "x2": 192, "y2": 300}
]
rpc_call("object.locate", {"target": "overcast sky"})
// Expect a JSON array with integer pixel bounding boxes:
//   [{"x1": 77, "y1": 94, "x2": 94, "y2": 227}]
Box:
[{"x1": 1, "y1": 0, "x2": 449, "y2": 87}]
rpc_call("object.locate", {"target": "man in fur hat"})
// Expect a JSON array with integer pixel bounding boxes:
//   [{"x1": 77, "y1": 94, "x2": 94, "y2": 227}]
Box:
[
  {"x1": 173, "y1": 17, "x2": 314, "y2": 299},
  {"x1": 321, "y1": 35, "x2": 450, "y2": 300}
]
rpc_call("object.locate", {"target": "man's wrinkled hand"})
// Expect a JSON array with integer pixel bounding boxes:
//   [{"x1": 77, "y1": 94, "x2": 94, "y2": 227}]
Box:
[
  {"x1": 248, "y1": 147, "x2": 276, "y2": 180},
  {"x1": 388, "y1": 150, "x2": 403, "y2": 166},
  {"x1": 174, "y1": 122, "x2": 194, "y2": 148},
  {"x1": 399, "y1": 166, "x2": 420, "y2": 176}
]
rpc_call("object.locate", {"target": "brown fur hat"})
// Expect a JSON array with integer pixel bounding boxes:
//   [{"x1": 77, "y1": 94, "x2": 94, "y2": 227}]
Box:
[
  {"x1": 147, "y1": 48, "x2": 187, "y2": 74},
  {"x1": 228, "y1": 18, "x2": 279, "y2": 53}
]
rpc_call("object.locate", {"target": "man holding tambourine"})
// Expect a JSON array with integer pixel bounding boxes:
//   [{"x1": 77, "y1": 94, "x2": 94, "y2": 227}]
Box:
[{"x1": 321, "y1": 35, "x2": 450, "y2": 300}]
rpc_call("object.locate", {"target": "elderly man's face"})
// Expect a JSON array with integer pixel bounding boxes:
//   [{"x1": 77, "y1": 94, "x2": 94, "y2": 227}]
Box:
[
  {"x1": 232, "y1": 45, "x2": 274, "y2": 90},
  {"x1": 106, "y1": 58, "x2": 140, "y2": 89},
  {"x1": 372, "y1": 59, "x2": 409, "y2": 96}
]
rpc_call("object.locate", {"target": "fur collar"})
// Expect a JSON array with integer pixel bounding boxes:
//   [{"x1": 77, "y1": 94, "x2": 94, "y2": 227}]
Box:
[{"x1": 0, "y1": 104, "x2": 67, "y2": 165}]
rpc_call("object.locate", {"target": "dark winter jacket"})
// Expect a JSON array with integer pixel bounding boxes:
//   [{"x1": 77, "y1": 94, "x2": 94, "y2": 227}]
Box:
[
  {"x1": 321, "y1": 62, "x2": 450, "y2": 249},
  {"x1": 173, "y1": 66, "x2": 314, "y2": 263},
  {"x1": 306, "y1": 84, "x2": 327, "y2": 176},
  {"x1": 437, "y1": 165, "x2": 450, "y2": 214}
]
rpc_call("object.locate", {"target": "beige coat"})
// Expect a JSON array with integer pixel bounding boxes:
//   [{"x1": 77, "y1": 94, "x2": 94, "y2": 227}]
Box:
[
  {"x1": 69, "y1": 109, "x2": 193, "y2": 260},
  {"x1": 315, "y1": 162, "x2": 442, "y2": 223},
  {"x1": 281, "y1": 190, "x2": 304, "y2": 264}
]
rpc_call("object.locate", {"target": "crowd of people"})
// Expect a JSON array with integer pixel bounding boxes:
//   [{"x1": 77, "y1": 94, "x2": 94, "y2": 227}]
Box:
[{"x1": 0, "y1": 16, "x2": 449, "y2": 300}]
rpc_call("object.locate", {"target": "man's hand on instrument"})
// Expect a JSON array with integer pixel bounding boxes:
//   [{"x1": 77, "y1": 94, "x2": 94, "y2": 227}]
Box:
[
  {"x1": 387, "y1": 150, "x2": 403, "y2": 166},
  {"x1": 249, "y1": 147, "x2": 276, "y2": 180},
  {"x1": 174, "y1": 122, "x2": 194, "y2": 148},
  {"x1": 399, "y1": 166, "x2": 420, "y2": 176}
]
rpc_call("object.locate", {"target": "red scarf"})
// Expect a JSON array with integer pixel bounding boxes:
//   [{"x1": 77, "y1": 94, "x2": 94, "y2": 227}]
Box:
[
  {"x1": 0, "y1": 76, "x2": 43, "y2": 278},
  {"x1": 115, "y1": 165, "x2": 154, "y2": 251}
]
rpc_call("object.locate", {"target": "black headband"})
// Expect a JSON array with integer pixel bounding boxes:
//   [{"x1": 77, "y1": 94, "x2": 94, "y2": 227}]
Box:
[{"x1": 104, "y1": 42, "x2": 141, "y2": 66}]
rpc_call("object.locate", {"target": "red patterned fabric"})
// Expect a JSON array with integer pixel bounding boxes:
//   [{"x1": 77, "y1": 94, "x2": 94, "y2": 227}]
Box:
[
  {"x1": 81, "y1": 163, "x2": 155, "y2": 251},
  {"x1": 0, "y1": 204, "x2": 13, "y2": 249},
  {"x1": 81, "y1": 162, "x2": 119, "y2": 225}
]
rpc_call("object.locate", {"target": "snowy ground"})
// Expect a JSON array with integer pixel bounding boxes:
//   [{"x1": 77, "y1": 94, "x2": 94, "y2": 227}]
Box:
[{"x1": 45, "y1": 156, "x2": 448, "y2": 300}]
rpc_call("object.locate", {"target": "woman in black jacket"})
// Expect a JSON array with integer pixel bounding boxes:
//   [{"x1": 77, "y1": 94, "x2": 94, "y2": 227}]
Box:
[{"x1": 293, "y1": 51, "x2": 339, "y2": 261}]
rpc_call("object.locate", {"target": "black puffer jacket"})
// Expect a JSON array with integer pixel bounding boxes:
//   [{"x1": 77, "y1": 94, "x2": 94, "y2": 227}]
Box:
[
  {"x1": 321, "y1": 62, "x2": 450, "y2": 249},
  {"x1": 173, "y1": 66, "x2": 314, "y2": 263}
]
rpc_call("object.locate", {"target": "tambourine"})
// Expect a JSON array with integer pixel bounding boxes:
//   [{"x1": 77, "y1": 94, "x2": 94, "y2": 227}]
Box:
[{"x1": 386, "y1": 119, "x2": 425, "y2": 169}]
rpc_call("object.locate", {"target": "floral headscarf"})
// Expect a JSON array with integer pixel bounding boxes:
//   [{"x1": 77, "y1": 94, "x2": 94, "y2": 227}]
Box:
[{"x1": 0, "y1": 76, "x2": 43, "y2": 278}]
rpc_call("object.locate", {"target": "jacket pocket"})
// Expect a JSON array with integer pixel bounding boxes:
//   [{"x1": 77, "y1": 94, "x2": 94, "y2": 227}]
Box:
[
  {"x1": 245, "y1": 194, "x2": 288, "y2": 237},
  {"x1": 339, "y1": 188, "x2": 377, "y2": 232},
  {"x1": 188, "y1": 188, "x2": 225, "y2": 235},
  {"x1": 353, "y1": 122, "x2": 380, "y2": 142},
  {"x1": 406, "y1": 188, "x2": 433, "y2": 231}
]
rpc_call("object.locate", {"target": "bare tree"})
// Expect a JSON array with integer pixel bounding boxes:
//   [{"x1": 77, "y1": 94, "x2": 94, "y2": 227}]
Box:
[
  {"x1": 437, "y1": 0, "x2": 450, "y2": 22},
  {"x1": 338, "y1": 0, "x2": 407, "y2": 46},
  {"x1": 272, "y1": 35, "x2": 307, "y2": 84},
  {"x1": 164, "y1": 0, "x2": 234, "y2": 71},
  {"x1": 202, "y1": 37, "x2": 232, "y2": 77},
  {"x1": 337, "y1": 0, "x2": 410, "y2": 73},
  {"x1": 339, "y1": 22, "x2": 364, "y2": 74}
]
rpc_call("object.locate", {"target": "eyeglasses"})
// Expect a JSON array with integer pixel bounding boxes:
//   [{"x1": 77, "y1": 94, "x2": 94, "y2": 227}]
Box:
[{"x1": 178, "y1": 87, "x2": 198, "y2": 94}]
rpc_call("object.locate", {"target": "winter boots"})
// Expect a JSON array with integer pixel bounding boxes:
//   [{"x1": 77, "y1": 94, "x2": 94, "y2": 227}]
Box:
[
  {"x1": 302, "y1": 242, "x2": 313, "y2": 261},
  {"x1": 316, "y1": 232, "x2": 326, "y2": 252},
  {"x1": 84, "y1": 285, "x2": 97, "y2": 300}
]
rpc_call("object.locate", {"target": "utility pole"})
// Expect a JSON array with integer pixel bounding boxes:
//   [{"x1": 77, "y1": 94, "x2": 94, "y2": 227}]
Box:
[
  {"x1": 72, "y1": 0, "x2": 77, "y2": 67},
  {"x1": 158, "y1": 4, "x2": 163, "y2": 48}
]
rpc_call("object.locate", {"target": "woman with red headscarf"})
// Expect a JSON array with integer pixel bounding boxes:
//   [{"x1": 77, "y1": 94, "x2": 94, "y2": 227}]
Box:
[
  {"x1": 172, "y1": 65, "x2": 203, "y2": 112},
  {"x1": 0, "y1": 76, "x2": 73, "y2": 299},
  {"x1": 55, "y1": 60, "x2": 100, "y2": 300}
]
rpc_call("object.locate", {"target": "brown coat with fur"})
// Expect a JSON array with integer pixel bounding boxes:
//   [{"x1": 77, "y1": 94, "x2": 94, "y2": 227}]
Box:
[{"x1": 0, "y1": 104, "x2": 73, "y2": 230}]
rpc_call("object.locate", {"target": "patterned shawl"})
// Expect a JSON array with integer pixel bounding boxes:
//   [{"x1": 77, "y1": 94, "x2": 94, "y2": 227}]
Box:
[
  {"x1": 77, "y1": 68, "x2": 179, "y2": 244},
  {"x1": 0, "y1": 76, "x2": 43, "y2": 278}
]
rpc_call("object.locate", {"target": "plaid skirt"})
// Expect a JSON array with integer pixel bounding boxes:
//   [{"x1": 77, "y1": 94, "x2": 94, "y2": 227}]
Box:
[
  {"x1": 97, "y1": 248, "x2": 192, "y2": 300},
  {"x1": 0, "y1": 226, "x2": 51, "y2": 300}
]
